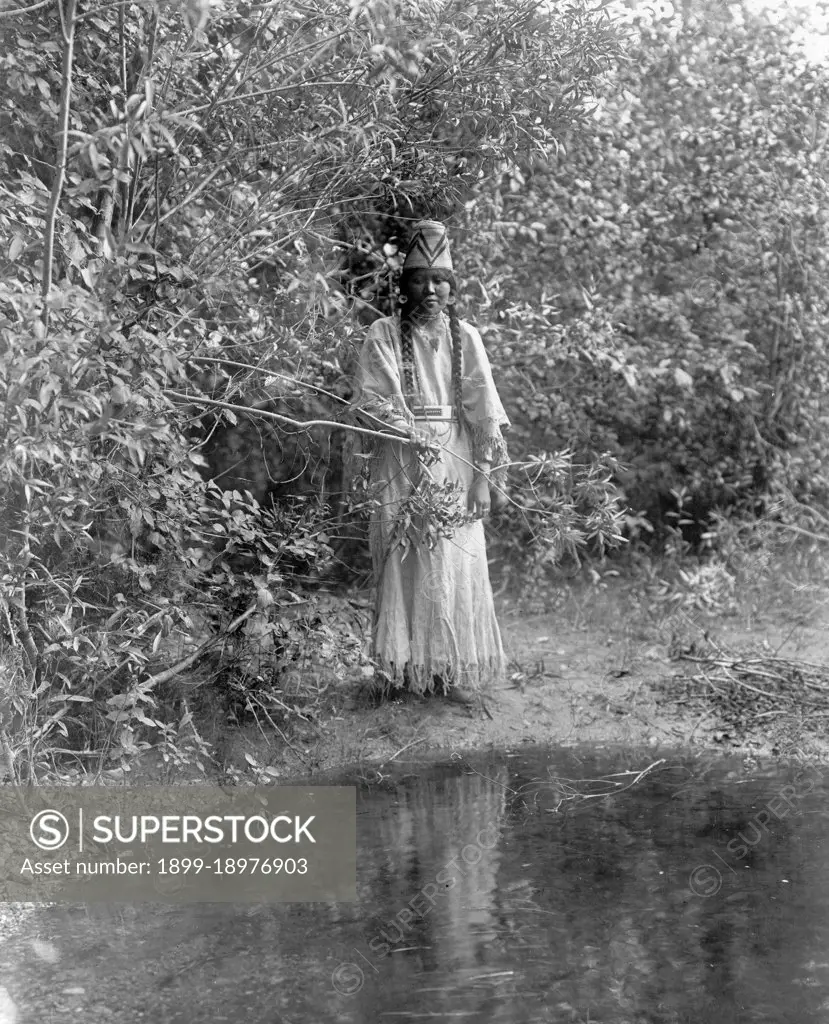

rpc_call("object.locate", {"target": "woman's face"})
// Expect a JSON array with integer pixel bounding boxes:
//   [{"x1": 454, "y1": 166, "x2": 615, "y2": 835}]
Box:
[{"x1": 404, "y1": 269, "x2": 453, "y2": 316}]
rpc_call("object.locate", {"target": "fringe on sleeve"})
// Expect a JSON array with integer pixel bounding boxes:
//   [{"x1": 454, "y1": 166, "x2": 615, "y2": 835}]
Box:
[{"x1": 461, "y1": 323, "x2": 511, "y2": 493}]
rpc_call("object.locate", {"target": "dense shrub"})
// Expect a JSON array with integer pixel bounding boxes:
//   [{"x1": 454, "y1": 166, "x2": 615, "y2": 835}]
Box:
[
  {"x1": 0, "y1": 0, "x2": 623, "y2": 775},
  {"x1": 456, "y1": 1, "x2": 829, "y2": 539}
]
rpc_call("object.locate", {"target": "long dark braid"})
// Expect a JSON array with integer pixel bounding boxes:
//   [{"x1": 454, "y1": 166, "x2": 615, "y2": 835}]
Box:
[{"x1": 446, "y1": 302, "x2": 468, "y2": 435}]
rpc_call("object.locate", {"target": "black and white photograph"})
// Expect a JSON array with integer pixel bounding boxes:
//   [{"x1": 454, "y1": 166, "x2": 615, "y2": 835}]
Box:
[{"x1": 1, "y1": 0, "x2": 829, "y2": 1019}]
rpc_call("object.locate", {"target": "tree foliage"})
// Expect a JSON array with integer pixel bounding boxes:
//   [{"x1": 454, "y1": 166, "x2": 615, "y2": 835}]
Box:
[
  {"x1": 462, "y1": 0, "x2": 829, "y2": 538},
  {"x1": 0, "y1": 0, "x2": 623, "y2": 776},
  {"x1": 6, "y1": 0, "x2": 825, "y2": 777}
]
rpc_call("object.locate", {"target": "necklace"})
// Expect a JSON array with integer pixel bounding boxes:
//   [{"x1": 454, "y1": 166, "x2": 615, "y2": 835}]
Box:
[{"x1": 410, "y1": 312, "x2": 445, "y2": 351}]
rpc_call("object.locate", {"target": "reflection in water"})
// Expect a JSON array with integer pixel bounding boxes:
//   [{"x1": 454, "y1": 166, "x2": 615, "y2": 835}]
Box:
[
  {"x1": 342, "y1": 765, "x2": 509, "y2": 1021},
  {"x1": 1, "y1": 750, "x2": 829, "y2": 1023}
]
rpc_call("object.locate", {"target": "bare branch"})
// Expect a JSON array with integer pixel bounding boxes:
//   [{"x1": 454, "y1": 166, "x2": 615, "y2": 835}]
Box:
[
  {"x1": 0, "y1": 0, "x2": 51, "y2": 17},
  {"x1": 41, "y1": 0, "x2": 78, "y2": 326},
  {"x1": 173, "y1": 27, "x2": 350, "y2": 119},
  {"x1": 163, "y1": 388, "x2": 410, "y2": 445},
  {"x1": 142, "y1": 604, "x2": 258, "y2": 688},
  {"x1": 74, "y1": 0, "x2": 155, "y2": 22}
]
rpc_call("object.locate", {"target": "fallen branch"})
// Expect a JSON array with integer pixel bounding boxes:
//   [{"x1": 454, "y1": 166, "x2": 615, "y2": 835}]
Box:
[
  {"x1": 666, "y1": 637, "x2": 829, "y2": 736},
  {"x1": 380, "y1": 734, "x2": 427, "y2": 768},
  {"x1": 244, "y1": 693, "x2": 313, "y2": 768},
  {"x1": 516, "y1": 758, "x2": 668, "y2": 809},
  {"x1": 142, "y1": 603, "x2": 257, "y2": 688}
]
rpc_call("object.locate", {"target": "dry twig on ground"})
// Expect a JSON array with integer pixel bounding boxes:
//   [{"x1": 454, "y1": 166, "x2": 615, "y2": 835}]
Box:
[{"x1": 666, "y1": 634, "x2": 829, "y2": 735}]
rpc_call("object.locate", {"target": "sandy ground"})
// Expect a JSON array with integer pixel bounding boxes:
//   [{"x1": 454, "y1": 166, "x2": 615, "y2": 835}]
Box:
[{"x1": 215, "y1": 547, "x2": 829, "y2": 777}]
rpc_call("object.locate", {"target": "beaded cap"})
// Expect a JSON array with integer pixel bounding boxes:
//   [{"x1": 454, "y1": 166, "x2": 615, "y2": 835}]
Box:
[{"x1": 401, "y1": 220, "x2": 454, "y2": 271}]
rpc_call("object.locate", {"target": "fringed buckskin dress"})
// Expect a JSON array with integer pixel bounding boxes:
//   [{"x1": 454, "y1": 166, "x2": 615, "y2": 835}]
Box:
[{"x1": 354, "y1": 311, "x2": 510, "y2": 696}]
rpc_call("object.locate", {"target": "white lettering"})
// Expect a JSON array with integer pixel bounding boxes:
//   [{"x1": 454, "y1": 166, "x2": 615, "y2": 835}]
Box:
[{"x1": 244, "y1": 816, "x2": 269, "y2": 843}]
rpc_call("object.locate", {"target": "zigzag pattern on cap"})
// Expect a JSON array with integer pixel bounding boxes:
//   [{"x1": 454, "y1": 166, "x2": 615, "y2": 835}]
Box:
[{"x1": 402, "y1": 220, "x2": 454, "y2": 271}]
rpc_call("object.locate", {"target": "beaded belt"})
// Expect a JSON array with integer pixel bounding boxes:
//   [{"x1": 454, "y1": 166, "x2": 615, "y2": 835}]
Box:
[{"x1": 411, "y1": 404, "x2": 456, "y2": 421}]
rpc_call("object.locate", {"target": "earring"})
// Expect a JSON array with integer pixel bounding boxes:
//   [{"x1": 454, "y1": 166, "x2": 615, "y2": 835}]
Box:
[{"x1": 398, "y1": 295, "x2": 408, "y2": 305}]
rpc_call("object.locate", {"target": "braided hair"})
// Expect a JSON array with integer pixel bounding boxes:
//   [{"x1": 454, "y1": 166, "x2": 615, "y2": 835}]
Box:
[
  {"x1": 397, "y1": 273, "x2": 421, "y2": 404},
  {"x1": 447, "y1": 301, "x2": 466, "y2": 432},
  {"x1": 398, "y1": 269, "x2": 467, "y2": 430}
]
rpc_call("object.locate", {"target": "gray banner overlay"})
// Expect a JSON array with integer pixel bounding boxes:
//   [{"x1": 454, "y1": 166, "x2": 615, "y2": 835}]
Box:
[{"x1": 0, "y1": 786, "x2": 355, "y2": 904}]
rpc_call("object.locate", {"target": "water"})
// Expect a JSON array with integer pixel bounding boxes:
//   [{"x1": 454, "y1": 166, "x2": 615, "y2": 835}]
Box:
[{"x1": 2, "y1": 746, "x2": 829, "y2": 1023}]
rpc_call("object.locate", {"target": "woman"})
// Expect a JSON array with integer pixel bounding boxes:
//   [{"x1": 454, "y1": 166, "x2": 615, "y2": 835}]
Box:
[{"x1": 353, "y1": 220, "x2": 510, "y2": 705}]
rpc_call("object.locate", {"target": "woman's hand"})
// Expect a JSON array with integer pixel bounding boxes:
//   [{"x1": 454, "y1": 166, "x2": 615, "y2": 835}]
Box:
[
  {"x1": 468, "y1": 475, "x2": 491, "y2": 519},
  {"x1": 408, "y1": 427, "x2": 439, "y2": 465}
]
